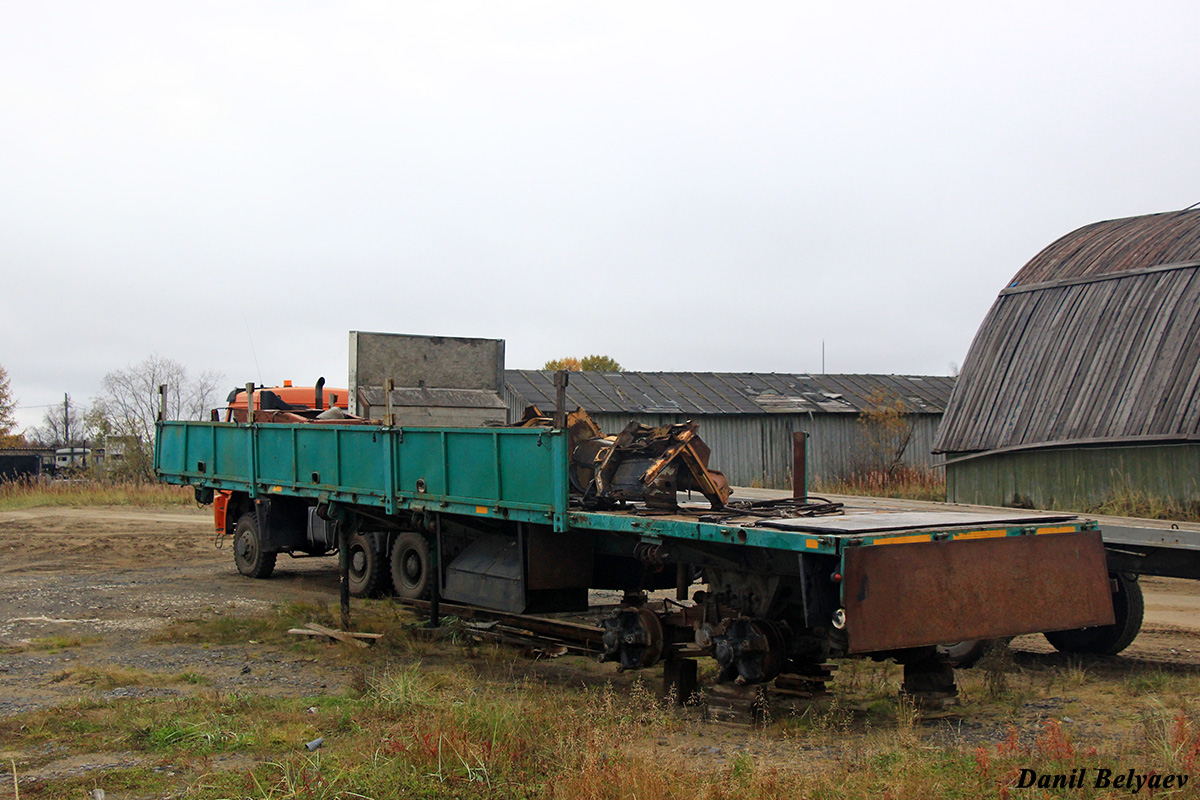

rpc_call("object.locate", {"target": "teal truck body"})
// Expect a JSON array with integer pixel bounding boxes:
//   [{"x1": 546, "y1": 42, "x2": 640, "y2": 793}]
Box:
[{"x1": 156, "y1": 418, "x2": 1120, "y2": 689}]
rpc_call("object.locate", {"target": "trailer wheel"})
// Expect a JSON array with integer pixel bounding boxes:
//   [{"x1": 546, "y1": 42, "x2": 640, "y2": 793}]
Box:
[
  {"x1": 233, "y1": 512, "x2": 276, "y2": 579},
  {"x1": 936, "y1": 638, "x2": 1009, "y2": 668},
  {"x1": 937, "y1": 640, "x2": 988, "y2": 668},
  {"x1": 390, "y1": 531, "x2": 431, "y2": 600},
  {"x1": 347, "y1": 532, "x2": 389, "y2": 597},
  {"x1": 1044, "y1": 573, "x2": 1144, "y2": 656}
]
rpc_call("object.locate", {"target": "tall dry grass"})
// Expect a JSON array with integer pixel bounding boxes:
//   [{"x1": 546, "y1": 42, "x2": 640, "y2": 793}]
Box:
[
  {"x1": 814, "y1": 465, "x2": 946, "y2": 502},
  {"x1": 0, "y1": 476, "x2": 193, "y2": 510}
]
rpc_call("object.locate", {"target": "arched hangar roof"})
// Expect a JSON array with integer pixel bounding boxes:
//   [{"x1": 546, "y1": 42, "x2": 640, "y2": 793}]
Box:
[{"x1": 935, "y1": 209, "x2": 1200, "y2": 456}]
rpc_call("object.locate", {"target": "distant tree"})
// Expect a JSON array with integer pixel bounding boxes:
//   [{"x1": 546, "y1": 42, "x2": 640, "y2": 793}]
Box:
[
  {"x1": 32, "y1": 395, "x2": 92, "y2": 447},
  {"x1": 852, "y1": 389, "x2": 915, "y2": 480},
  {"x1": 0, "y1": 365, "x2": 23, "y2": 448},
  {"x1": 543, "y1": 355, "x2": 623, "y2": 372},
  {"x1": 580, "y1": 355, "x2": 622, "y2": 372},
  {"x1": 543, "y1": 357, "x2": 581, "y2": 371},
  {"x1": 92, "y1": 355, "x2": 223, "y2": 480}
]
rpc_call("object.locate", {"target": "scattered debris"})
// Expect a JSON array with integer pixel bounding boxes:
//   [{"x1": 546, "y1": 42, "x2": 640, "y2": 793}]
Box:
[
  {"x1": 304, "y1": 737, "x2": 324, "y2": 751},
  {"x1": 287, "y1": 623, "x2": 382, "y2": 648}
]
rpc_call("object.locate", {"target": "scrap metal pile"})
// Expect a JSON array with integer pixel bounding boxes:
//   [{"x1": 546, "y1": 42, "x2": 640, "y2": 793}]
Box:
[{"x1": 514, "y1": 405, "x2": 731, "y2": 510}]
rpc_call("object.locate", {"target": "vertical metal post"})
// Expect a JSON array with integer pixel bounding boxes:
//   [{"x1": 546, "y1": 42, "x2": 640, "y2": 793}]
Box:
[
  {"x1": 675, "y1": 562, "x2": 689, "y2": 601},
  {"x1": 429, "y1": 514, "x2": 441, "y2": 628},
  {"x1": 792, "y1": 431, "x2": 808, "y2": 500},
  {"x1": 245, "y1": 383, "x2": 258, "y2": 499},
  {"x1": 338, "y1": 521, "x2": 351, "y2": 631},
  {"x1": 385, "y1": 378, "x2": 395, "y2": 427},
  {"x1": 553, "y1": 369, "x2": 569, "y2": 429},
  {"x1": 157, "y1": 384, "x2": 168, "y2": 422}
]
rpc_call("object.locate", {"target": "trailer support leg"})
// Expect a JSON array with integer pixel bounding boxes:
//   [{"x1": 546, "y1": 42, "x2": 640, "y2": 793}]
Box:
[
  {"x1": 338, "y1": 523, "x2": 351, "y2": 631},
  {"x1": 429, "y1": 514, "x2": 441, "y2": 628},
  {"x1": 662, "y1": 653, "x2": 698, "y2": 706},
  {"x1": 901, "y1": 657, "x2": 958, "y2": 705}
]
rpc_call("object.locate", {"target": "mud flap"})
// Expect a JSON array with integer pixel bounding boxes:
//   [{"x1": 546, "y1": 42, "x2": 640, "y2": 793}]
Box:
[{"x1": 841, "y1": 530, "x2": 1113, "y2": 654}]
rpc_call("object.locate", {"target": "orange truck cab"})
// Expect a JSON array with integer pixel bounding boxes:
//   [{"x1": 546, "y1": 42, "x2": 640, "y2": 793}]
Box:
[
  {"x1": 221, "y1": 379, "x2": 349, "y2": 423},
  {"x1": 213, "y1": 380, "x2": 350, "y2": 535}
]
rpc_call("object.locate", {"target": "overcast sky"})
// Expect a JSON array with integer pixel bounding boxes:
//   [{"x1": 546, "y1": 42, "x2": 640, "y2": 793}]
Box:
[{"x1": 4, "y1": 2, "x2": 1199, "y2": 433}]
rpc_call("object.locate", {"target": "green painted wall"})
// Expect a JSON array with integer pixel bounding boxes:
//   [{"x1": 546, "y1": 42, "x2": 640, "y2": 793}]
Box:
[{"x1": 946, "y1": 443, "x2": 1200, "y2": 510}]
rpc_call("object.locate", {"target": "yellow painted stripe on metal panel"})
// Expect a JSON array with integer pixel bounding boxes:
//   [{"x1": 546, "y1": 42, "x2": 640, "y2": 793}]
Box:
[
  {"x1": 951, "y1": 529, "x2": 1006, "y2": 541},
  {"x1": 1036, "y1": 525, "x2": 1076, "y2": 535},
  {"x1": 476, "y1": 506, "x2": 489, "y2": 514},
  {"x1": 873, "y1": 534, "x2": 931, "y2": 546},
  {"x1": 805, "y1": 539, "x2": 819, "y2": 549}
]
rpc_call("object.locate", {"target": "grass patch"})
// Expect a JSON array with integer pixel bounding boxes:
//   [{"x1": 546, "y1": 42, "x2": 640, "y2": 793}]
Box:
[
  {"x1": 0, "y1": 477, "x2": 194, "y2": 510},
  {"x1": 50, "y1": 665, "x2": 211, "y2": 689},
  {"x1": 814, "y1": 465, "x2": 945, "y2": 502},
  {"x1": 11, "y1": 607, "x2": 1200, "y2": 799},
  {"x1": 1090, "y1": 485, "x2": 1200, "y2": 523},
  {"x1": 152, "y1": 599, "x2": 420, "y2": 657},
  {"x1": 31, "y1": 634, "x2": 96, "y2": 651}
]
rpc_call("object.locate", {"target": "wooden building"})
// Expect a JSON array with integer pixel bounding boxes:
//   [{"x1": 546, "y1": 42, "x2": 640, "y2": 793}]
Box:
[
  {"x1": 505, "y1": 371, "x2": 953, "y2": 489},
  {"x1": 935, "y1": 209, "x2": 1200, "y2": 509}
]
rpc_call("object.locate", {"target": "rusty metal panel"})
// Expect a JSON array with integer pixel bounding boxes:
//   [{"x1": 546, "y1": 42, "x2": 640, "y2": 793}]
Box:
[{"x1": 842, "y1": 530, "x2": 1113, "y2": 654}]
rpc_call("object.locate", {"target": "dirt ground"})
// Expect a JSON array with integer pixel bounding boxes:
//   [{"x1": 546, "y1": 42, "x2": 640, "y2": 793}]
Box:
[
  {"x1": 0, "y1": 506, "x2": 352, "y2": 719},
  {"x1": 2, "y1": 505, "x2": 1200, "y2": 793}
]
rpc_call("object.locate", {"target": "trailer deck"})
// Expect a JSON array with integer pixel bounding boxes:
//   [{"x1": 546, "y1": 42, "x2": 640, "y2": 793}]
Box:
[{"x1": 731, "y1": 487, "x2": 1200, "y2": 582}]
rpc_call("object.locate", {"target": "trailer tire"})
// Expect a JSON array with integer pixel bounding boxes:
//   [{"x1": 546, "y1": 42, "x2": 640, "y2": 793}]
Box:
[
  {"x1": 390, "y1": 531, "x2": 431, "y2": 600},
  {"x1": 233, "y1": 512, "x2": 276, "y2": 579},
  {"x1": 347, "y1": 532, "x2": 389, "y2": 598},
  {"x1": 1044, "y1": 573, "x2": 1144, "y2": 656},
  {"x1": 937, "y1": 640, "x2": 987, "y2": 668}
]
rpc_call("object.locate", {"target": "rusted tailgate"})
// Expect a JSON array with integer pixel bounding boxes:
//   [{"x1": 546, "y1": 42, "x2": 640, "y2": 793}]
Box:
[{"x1": 842, "y1": 530, "x2": 1113, "y2": 654}]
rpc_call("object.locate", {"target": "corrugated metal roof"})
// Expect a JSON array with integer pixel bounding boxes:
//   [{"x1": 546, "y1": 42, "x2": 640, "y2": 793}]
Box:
[
  {"x1": 936, "y1": 210, "x2": 1200, "y2": 454},
  {"x1": 505, "y1": 371, "x2": 954, "y2": 416}
]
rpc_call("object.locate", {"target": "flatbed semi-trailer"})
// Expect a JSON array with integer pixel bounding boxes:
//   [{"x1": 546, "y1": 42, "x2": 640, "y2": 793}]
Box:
[{"x1": 155, "y1": 417, "x2": 1116, "y2": 696}]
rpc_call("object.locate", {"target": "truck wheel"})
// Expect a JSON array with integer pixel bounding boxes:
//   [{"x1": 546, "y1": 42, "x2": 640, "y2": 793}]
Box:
[
  {"x1": 1044, "y1": 573, "x2": 1144, "y2": 656},
  {"x1": 390, "y1": 531, "x2": 431, "y2": 600},
  {"x1": 233, "y1": 512, "x2": 276, "y2": 579},
  {"x1": 347, "y1": 532, "x2": 389, "y2": 597}
]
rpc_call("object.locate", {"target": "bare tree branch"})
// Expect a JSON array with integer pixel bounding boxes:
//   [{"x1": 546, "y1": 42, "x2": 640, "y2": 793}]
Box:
[{"x1": 92, "y1": 355, "x2": 224, "y2": 479}]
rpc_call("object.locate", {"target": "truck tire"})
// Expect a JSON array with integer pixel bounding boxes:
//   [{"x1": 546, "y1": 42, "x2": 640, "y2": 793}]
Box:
[
  {"x1": 233, "y1": 512, "x2": 276, "y2": 579},
  {"x1": 1044, "y1": 573, "x2": 1144, "y2": 656},
  {"x1": 347, "y1": 531, "x2": 389, "y2": 597},
  {"x1": 390, "y1": 531, "x2": 431, "y2": 600}
]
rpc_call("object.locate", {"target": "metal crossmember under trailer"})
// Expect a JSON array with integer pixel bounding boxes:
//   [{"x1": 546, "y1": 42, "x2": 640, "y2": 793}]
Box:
[{"x1": 155, "y1": 412, "x2": 1120, "y2": 703}]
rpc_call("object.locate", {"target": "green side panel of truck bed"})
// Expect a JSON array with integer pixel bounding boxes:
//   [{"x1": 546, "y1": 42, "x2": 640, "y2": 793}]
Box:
[{"x1": 155, "y1": 421, "x2": 570, "y2": 530}]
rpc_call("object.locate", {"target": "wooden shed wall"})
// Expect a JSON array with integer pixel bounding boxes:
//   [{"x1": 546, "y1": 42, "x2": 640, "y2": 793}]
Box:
[{"x1": 947, "y1": 444, "x2": 1200, "y2": 510}]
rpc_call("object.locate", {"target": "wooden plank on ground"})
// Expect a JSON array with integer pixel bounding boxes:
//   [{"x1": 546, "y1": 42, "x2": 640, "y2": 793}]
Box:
[{"x1": 301, "y1": 623, "x2": 370, "y2": 647}]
